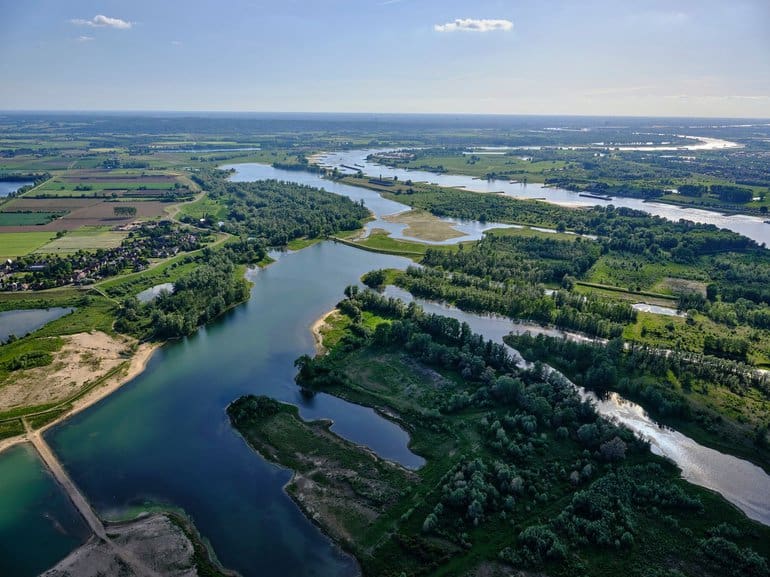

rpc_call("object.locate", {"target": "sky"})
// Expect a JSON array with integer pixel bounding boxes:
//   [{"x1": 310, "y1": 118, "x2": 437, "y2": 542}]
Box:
[{"x1": 0, "y1": 0, "x2": 768, "y2": 117}]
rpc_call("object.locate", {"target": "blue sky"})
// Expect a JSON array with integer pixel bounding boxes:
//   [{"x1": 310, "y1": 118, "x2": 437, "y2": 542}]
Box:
[{"x1": 0, "y1": 0, "x2": 768, "y2": 117}]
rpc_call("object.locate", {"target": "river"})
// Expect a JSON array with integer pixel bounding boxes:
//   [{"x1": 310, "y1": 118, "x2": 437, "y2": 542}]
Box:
[
  {"x1": 382, "y1": 286, "x2": 770, "y2": 526},
  {"x1": 319, "y1": 150, "x2": 770, "y2": 246},
  {"x1": 223, "y1": 163, "x2": 517, "y2": 245}
]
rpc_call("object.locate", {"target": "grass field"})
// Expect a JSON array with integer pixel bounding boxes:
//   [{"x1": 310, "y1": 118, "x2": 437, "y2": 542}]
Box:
[
  {"x1": 371, "y1": 152, "x2": 567, "y2": 181},
  {"x1": 0, "y1": 212, "x2": 60, "y2": 226},
  {"x1": 35, "y1": 227, "x2": 128, "y2": 253},
  {"x1": 177, "y1": 194, "x2": 229, "y2": 221},
  {"x1": 585, "y1": 255, "x2": 709, "y2": 293},
  {"x1": 485, "y1": 225, "x2": 581, "y2": 241},
  {"x1": 27, "y1": 170, "x2": 191, "y2": 199},
  {"x1": 0, "y1": 231, "x2": 57, "y2": 259},
  {"x1": 337, "y1": 230, "x2": 430, "y2": 258}
]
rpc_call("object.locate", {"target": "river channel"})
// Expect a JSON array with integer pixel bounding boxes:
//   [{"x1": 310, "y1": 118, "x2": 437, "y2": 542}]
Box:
[
  {"x1": 320, "y1": 150, "x2": 770, "y2": 246},
  {"x1": 382, "y1": 286, "x2": 770, "y2": 526}
]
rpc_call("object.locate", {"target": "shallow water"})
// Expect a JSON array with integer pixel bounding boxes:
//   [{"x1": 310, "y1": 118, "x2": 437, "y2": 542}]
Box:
[{"x1": 0, "y1": 444, "x2": 90, "y2": 576}]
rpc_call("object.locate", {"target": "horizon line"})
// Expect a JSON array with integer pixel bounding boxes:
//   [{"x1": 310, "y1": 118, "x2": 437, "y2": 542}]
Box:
[{"x1": 1, "y1": 109, "x2": 769, "y2": 121}]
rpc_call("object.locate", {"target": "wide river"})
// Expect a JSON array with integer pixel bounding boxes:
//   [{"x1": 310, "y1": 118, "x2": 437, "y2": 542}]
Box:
[
  {"x1": 1, "y1": 159, "x2": 769, "y2": 575},
  {"x1": 320, "y1": 150, "x2": 770, "y2": 246}
]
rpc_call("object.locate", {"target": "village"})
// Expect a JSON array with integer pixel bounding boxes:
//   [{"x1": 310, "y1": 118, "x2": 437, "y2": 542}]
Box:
[{"x1": 0, "y1": 221, "x2": 206, "y2": 292}]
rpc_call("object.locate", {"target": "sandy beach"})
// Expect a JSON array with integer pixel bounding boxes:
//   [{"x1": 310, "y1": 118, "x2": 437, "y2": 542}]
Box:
[
  {"x1": 0, "y1": 338, "x2": 160, "y2": 454},
  {"x1": 311, "y1": 309, "x2": 337, "y2": 356}
]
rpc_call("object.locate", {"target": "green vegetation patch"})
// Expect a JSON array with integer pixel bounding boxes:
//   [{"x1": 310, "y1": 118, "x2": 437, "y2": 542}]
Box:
[
  {"x1": 228, "y1": 395, "x2": 415, "y2": 557},
  {"x1": 232, "y1": 290, "x2": 770, "y2": 576},
  {"x1": 0, "y1": 212, "x2": 60, "y2": 226},
  {"x1": 0, "y1": 336, "x2": 64, "y2": 386},
  {"x1": 0, "y1": 232, "x2": 57, "y2": 259},
  {"x1": 36, "y1": 227, "x2": 128, "y2": 253}
]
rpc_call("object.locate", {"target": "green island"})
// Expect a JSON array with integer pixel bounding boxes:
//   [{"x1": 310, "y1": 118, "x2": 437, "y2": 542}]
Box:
[{"x1": 229, "y1": 288, "x2": 770, "y2": 577}]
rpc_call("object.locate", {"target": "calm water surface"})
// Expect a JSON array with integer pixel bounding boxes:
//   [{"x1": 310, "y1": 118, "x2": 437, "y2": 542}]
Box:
[
  {"x1": 40, "y1": 243, "x2": 422, "y2": 577},
  {"x1": 0, "y1": 307, "x2": 74, "y2": 342},
  {"x1": 136, "y1": 283, "x2": 174, "y2": 303},
  {"x1": 0, "y1": 444, "x2": 89, "y2": 576},
  {"x1": 0, "y1": 181, "x2": 32, "y2": 197},
  {"x1": 321, "y1": 150, "x2": 770, "y2": 245}
]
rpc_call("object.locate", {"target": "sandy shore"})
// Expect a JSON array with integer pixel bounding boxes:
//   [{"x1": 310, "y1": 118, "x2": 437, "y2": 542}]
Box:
[
  {"x1": 382, "y1": 209, "x2": 465, "y2": 242},
  {"x1": 0, "y1": 339, "x2": 160, "y2": 455},
  {"x1": 306, "y1": 152, "x2": 326, "y2": 166},
  {"x1": 311, "y1": 309, "x2": 337, "y2": 356}
]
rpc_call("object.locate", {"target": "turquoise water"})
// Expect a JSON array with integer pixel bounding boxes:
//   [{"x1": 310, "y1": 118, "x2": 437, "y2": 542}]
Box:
[{"x1": 0, "y1": 444, "x2": 90, "y2": 576}]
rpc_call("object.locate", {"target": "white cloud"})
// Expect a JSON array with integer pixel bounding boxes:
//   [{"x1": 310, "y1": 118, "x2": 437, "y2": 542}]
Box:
[
  {"x1": 434, "y1": 18, "x2": 513, "y2": 33},
  {"x1": 71, "y1": 15, "x2": 133, "y2": 29},
  {"x1": 76, "y1": 35, "x2": 94, "y2": 42},
  {"x1": 171, "y1": 40, "x2": 183, "y2": 46}
]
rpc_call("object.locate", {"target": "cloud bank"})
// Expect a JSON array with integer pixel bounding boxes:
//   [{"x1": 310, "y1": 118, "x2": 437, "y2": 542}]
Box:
[
  {"x1": 71, "y1": 15, "x2": 132, "y2": 29},
  {"x1": 434, "y1": 18, "x2": 513, "y2": 33}
]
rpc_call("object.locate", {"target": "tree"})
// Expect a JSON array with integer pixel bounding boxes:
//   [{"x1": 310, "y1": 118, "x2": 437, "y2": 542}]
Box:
[
  {"x1": 600, "y1": 436, "x2": 627, "y2": 461},
  {"x1": 113, "y1": 205, "x2": 137, "y2": 218}
]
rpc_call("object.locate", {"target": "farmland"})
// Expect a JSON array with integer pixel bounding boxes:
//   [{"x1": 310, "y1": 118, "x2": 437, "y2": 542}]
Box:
[
  {"x1": 0, "y1": 198, "x2": 170, "y2": 232},
  {"x1": 0, "y1": 232, "x2": 57, "y2": 259},
  {"x1": 35, "y1": 227, "x2": 128, "y2": 254},
  {"x1": 0, "y1": 212, "x2": 61, "y2": 226},
  {"x1": 29, "y1": 170, "x2": 195, "y2": 199}
]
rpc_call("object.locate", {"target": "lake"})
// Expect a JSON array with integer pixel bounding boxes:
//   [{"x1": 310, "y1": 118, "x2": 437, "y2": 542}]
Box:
[
  {"x1": 0, "y1": 181, "x2": 33, "y2": 197},
  {"x1": 0, "y1": 243, "x2": 419, "y2": 577},
  {"x1": 0, "y1": 307, "x2": 74, "y2": 343}
]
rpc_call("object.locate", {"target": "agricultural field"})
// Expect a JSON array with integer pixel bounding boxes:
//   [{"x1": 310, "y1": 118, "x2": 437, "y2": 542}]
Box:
[
  {"x1": 0, "y1": 232, "x2": 57, "y2": 259},
  {"x1": 28, "y1": 170, "x2": 195, "y2": 199},
  {"x1": 0, "y1": 199, "x2": 169, "y2": 232},
  {"x1": 34, "y1": 227, "x2": 128, "y2": 254},
  {"x1": 0, "y1": 212, "x2": 61, "y2": 226}
]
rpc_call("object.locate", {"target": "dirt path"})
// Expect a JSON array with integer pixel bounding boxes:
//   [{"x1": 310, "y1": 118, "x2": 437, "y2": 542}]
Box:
[{"x1": 24, "y1": 419, "x2": 164, "y2": 577}]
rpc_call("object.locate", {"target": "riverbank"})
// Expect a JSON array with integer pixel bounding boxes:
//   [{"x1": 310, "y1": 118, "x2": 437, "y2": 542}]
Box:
[
  {"x1": 0, "y1": 339, "x2": 160, "y2": 455},
  {"x1": 311, "y1": 309, "x2": 337, "y2": 356}
]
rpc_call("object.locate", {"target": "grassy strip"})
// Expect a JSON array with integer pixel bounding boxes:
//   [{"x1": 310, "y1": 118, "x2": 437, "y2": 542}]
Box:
[
  {"x1": 330, "y1": 234, "x2": 426, "y2": 258},
  {"x1": 575, "y1": 280, "x2": 678, "y2": 301},
  {"x1": 0, "y1": 419, "x2": 24, "y2": 440}
]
